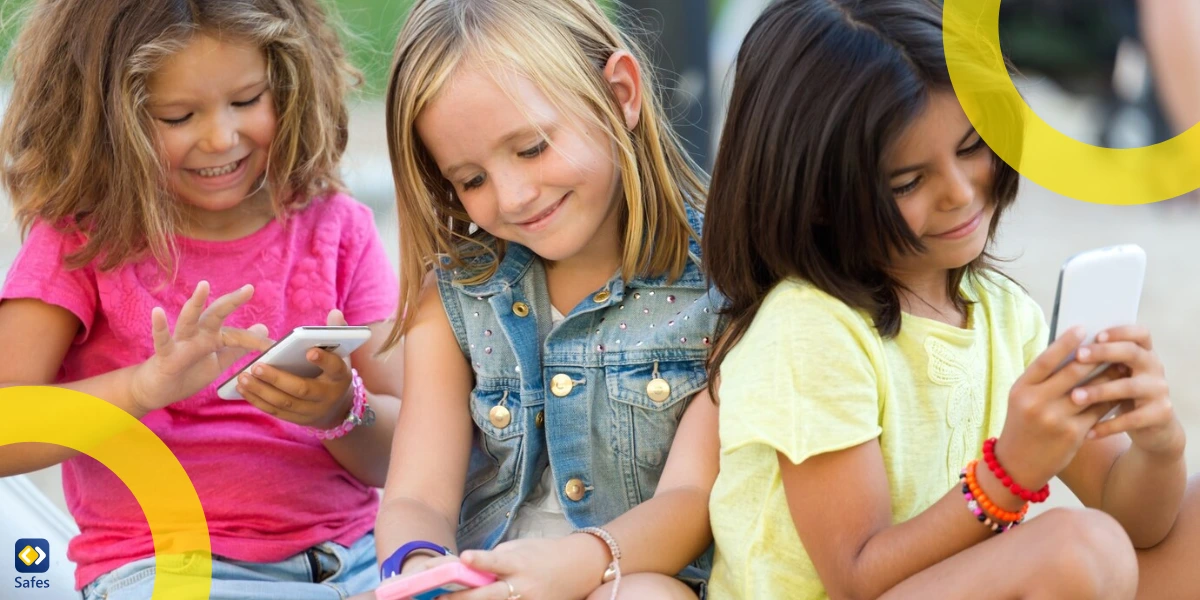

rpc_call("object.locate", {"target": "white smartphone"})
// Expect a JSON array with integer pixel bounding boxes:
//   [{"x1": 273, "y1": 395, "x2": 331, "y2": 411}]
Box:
[
  {"x1": 217, "y1": 326, "x2": 372, "y2": 400},
  {"x1": 1047, "y1": 244, "x2": 1147, "y2": 386}
]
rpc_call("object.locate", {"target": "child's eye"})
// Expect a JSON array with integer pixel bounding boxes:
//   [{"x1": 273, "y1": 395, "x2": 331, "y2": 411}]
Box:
[
  {"x1": 891, "y1": 177, "x2": 921, "y2": 197},
  {"x1": 958, "y1": 136, "x2": 987, "y2": 156},
  {"x1": 462, "y1": 174, "x2": 486, "y2": 191},
  {"x1": 159, "y1": 114, "x2": 193, "y2": 127},
  {"x1": 233, "y1": 92, "x2": 265, "y2": 108},
  {"x1": 518, "y1": 140, "x2": 548, "y2": 159}
]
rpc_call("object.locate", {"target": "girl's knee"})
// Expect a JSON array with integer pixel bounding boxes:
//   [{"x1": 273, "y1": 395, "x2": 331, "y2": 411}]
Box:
[
  {"x1": 587, "y1": 573, "x2": 697, "y2": 600},
  {"x1": 1036, "y1": 508, "x2": 1138, "y2": 599}
]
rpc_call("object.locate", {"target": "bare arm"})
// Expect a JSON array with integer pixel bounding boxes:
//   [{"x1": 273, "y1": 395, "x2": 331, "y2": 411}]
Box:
[
  {"x1": 1056, "y1": 326, "x2": 1187, "y2": 548},
  {"x1": 786, "y1": 329, "x2": 1115, "y2": 599},
  {"x1": 1138, "y1": 0, "x2": 1200, "y2": 134},
  {"x1": 455, "y1": 388, "x2": 721, "y2": 599},
  {"x1": 565, "y1": 389, "x2": 721, "y2": 581},
  {"x1": 320, "y1": 320, "x2": 405, "y2": 487},
  {"x1": 0, "y1": 298, "x2": 149, "y2": 475},
  {"x1": 0, "y1": 283, "x2": 267, "y2": 476},
  {"x1": 1059, "y1": 434, "x2": 1186, "y2": 548},
  {"x1": 779, "y1": 440, "x2": 1013, "y2": 600},
  {"x1": 375, "y1": 275, "x2": 475, "y2": 564}
]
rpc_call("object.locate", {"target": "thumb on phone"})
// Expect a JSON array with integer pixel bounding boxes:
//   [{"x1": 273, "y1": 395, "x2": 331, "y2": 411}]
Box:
[{"x1": 327, "y1": 308, "x2": 348, "y2": 327}]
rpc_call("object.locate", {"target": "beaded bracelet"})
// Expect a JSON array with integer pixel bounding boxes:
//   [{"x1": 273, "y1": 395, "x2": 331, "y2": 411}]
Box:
[
  {"x1": 963, "y1": 460, "x2": 1028, "y2": 524},
  {"x1": 576, "y1": 526, "x2": 621, "y2": 600},
  {"x1": 982, "y1": 437, "x2": 1051, "y2": 503},
  {"x1": 960, "y1": 471, "x2": 1019, "y2": 534},
  {"x1": 308, "y1": 368, "x2": 372, "y2": 440}
]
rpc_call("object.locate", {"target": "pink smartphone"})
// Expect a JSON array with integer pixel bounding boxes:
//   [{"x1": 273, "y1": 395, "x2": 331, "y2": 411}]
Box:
[{"x1": 375, "y1": 562, "x2": 497, "y2": 600}]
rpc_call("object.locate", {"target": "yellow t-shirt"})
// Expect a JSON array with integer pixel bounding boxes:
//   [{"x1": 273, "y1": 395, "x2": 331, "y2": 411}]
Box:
[{"x1": 708, "y1": 274, "x2": 1048, "y2": 600}]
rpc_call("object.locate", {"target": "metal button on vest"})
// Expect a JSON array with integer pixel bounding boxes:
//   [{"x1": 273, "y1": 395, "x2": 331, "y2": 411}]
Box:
[
  {"x1": 646, "y1": 378, "x2": 671, "y2": 403},
  {"x1": 535, "y1": 410, "x2": 545, "y2": 428},
  {"x1": 550, "y1": 373, "x2": 574, "y2": 397},
  {"x1": 489, "y1": 405, "x2": 511, "y2": 428},
  {"x1": 592, "y1": 290, "x2": 611, "y2": 303},
  {"x1": 564, "y1": 478, "x2": 586, "y2": 502},
  {"x1": 511, "y1": 301, "x2": 530, "y2": 317}
]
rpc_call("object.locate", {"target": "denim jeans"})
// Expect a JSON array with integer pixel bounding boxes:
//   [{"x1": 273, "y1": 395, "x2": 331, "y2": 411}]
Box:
[{"x1": 81, "y1": 533, "x2": 378, "y2": 600}]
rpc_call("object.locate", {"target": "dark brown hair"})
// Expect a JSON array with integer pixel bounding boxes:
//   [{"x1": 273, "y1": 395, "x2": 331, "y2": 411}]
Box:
[{"x1": 703, "y1": 0, "x2": 1022, "y2": 390}]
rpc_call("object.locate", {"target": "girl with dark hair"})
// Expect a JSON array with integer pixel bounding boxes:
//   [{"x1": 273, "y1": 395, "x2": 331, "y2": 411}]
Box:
[{"x1": 703, "y1": 1, "x2": 1200, "y2": 598}]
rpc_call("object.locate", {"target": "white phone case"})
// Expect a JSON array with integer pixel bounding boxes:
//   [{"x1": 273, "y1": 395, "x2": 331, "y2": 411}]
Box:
[
  {"x1": 1048, "y1": 244, "x2": 1146, "y2": 384},
  {"x1": 217, "y1": 326, "x2": 372, "y2": 400}
]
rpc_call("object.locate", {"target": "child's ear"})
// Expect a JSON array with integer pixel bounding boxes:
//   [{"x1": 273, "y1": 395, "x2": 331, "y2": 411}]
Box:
[{"x1": 603, "y1": 50, "x2": 642, "y2": 131}]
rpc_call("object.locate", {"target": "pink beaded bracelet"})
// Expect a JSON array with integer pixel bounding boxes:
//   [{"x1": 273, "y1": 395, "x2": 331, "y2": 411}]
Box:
[{"x1": 308, "y1": 368, "x2": 373, "y2": 440}]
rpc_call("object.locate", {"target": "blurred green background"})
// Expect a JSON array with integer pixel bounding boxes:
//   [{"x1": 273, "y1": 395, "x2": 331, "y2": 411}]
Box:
[
  {"x1": 0, "y1": 0, "x2": 722, "y2": 165},
  {"x1": 0, "y1": 0, "x2": 1155, "y2": 154},
  {"x1": 326, "y1": 0, "x2": 416, "y2": 94},
  {"x1": 0, "y1": 0, "x2": 415, "y2": 96},
  {"x1": 0, "y1": 0, "x2": 730, "y2": 96}
]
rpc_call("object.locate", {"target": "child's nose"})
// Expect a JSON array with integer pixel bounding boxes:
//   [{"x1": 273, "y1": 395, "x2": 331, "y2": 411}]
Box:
[
  {"x1": 202, "y1": 113, "x2": 239, "y2": 154},
  {"x1": 495, "y1": 170, "x2": 540, "y2": 216},
  {"x1": 941, "y1": 165, "x2": 976, "y2": 210}
]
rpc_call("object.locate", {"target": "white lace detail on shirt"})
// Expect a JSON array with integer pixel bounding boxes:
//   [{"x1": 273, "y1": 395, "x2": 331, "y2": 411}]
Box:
[{"x1": 925, "y1": 333, "x2": 987, "y2": 487}]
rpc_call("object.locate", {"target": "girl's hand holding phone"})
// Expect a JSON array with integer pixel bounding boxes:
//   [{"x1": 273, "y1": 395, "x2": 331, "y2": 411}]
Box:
[
  {"x1": 377, "y1": 559, "x2": 495, "y2": 599},
  {"x1": 1069, "y1": 325, "x2": 1184, "y2": 455},
  {"x1": 441, "y1": 536, "x2": 610, "y2": 600},
  {"x1": 995, "y1": 327, "x2": 1129, "y2": 491},
  {"x1": 131, "y1": 281, "x2": 271, "y2": 413},
  {"x1": 398, "y1": 554, "x2": 461, "y2": 578},
  {"x1": 236, "y1": 309, "x2": 358, "y2": 429}
]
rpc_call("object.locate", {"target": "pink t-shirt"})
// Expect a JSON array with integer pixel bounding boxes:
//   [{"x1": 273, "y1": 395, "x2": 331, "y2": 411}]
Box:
[{"x1": 1, "y1": 193, "x2": 399, "y2": 590}]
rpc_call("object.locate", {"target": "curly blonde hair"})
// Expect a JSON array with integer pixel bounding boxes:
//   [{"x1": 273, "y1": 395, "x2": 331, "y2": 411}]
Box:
[{"x1": 0, "y1": 0, "x2": 361, "y2": 270}]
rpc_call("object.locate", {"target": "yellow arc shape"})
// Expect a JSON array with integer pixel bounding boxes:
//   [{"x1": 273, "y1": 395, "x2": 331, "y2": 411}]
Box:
[
  {"x1": 943, "y1": 0, "x2": 1200, "y2": 205},
  {"x1": 0, "y1": 387, "x2": 212, "y2": 598}
]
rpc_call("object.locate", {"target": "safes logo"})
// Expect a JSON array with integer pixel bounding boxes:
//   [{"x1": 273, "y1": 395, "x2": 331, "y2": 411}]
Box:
[
  {"x1": 14, "y1": 539, "x2": 49, "y2": 574},
  {"x1": 13, "y1": 538, "x2": 54, "y2": 591}
]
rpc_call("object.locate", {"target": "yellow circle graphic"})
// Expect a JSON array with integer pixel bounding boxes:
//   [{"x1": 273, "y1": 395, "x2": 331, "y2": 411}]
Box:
[
  {"x1": 0, "y1": 387, "x2": 212, "y2": 598},
  {"x1": 943, "y1": 0, "x2": 1200, "y2": 204}
]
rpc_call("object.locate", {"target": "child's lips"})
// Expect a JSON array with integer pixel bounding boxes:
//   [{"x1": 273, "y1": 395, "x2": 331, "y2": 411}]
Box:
[
  {"x1": 516, "y1": 194, "x2": 568, "y2": 231},
  {"x1": 183, "y1": 155, "x2": 251, "y2": 190},
  {"x1": 932, "y1": 209, "x2": 983, "y2": 239}
]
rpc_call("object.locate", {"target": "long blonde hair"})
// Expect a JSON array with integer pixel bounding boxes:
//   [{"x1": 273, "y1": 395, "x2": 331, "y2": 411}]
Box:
[
  {"x1": 0, "y1": 0, "x2": 360, "y2": 270},
  {"x1": 382, "y1": 0, "x2": 707, "y2": 350}
]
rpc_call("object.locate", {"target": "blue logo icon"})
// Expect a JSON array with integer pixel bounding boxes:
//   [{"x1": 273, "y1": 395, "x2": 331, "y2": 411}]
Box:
[{"x1": 15, "y1": 539, "x2": 49, "y2": 574}]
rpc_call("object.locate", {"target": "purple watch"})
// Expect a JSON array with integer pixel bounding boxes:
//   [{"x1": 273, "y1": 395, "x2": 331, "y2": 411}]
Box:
[{"x1": 380, "y1": 540, "x2": 452, "y2": 579}]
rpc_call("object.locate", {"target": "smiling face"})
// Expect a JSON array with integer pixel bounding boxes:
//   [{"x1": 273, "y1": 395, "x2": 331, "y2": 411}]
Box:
[
  {"x1": 885, "y1": 90, "x2": 998, "y2": 277},
  {"x1": 146, "y1": 33, "x2": 277, "y2": 219},
  {"x1": 415, "y1": 62, "x2": 631, "y2": 267}
]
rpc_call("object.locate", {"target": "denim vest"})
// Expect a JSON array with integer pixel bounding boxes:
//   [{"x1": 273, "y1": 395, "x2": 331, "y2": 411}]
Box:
[{"x1": 436, "y1": 212, "x2": 721, "y2": 580}]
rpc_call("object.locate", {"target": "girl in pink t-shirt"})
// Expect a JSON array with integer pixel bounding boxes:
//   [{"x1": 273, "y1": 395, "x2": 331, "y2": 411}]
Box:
[{"x1": 0, "y1": 1, "x2": 399, "y2": 598}]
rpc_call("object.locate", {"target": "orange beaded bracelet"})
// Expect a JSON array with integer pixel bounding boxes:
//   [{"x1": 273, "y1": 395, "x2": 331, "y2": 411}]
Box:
[{"x1": 965, "y1": 460, "x2": 1028, "y2": 523}]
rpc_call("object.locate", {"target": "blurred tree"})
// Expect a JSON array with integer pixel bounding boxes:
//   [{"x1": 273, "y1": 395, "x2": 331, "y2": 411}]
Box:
[
  {"x1": 999, "y1": 0, "x2": 1138, "y2": 96},
  {"x1": 998, "y1": 0, "x2": 1172, "y2": 146}
]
